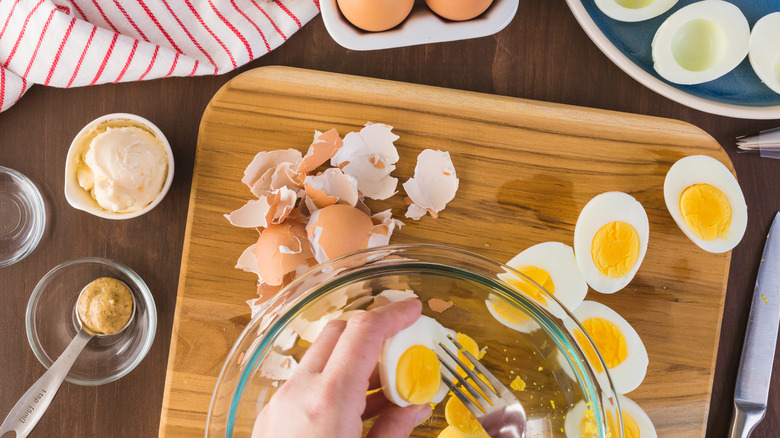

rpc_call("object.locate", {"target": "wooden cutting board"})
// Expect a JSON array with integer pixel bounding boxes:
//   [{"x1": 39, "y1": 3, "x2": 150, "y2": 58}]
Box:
[{"x1": 159, "y1": 66, "x2": 732, "y2": 437}]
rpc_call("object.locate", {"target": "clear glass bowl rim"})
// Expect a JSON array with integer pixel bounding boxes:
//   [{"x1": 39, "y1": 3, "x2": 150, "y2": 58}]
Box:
[
  {"x1": 0, "y1": 166, "x2": 46, "y2": 268},
  {"x1": 207, "y1": 243, "x2": 623, "y2": 437},
  {"x1": 25, "y1": 256, "x2": 158, "y2": 386}
]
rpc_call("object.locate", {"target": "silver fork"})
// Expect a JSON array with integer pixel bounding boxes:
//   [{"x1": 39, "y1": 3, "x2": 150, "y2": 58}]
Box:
[{"x1": 437, "y1": 335, "x2": 526, "y2": 438}]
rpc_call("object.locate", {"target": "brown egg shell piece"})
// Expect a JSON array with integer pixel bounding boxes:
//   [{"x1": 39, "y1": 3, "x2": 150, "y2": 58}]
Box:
[
  {"x1": 307, "y1": 204, "x2": 374, "y2": 263},
  {"x1": 255, "y1": 220, "x2": 315, "y2": 286},
  {"x1": 225, "y1": 187, "x2": 298, "y2": 229},
  {"x1": 297, "y1": 128, "x2": 343, "y2": 175},
  {"x1": 242, "y1": 149, "x2": 302, "y2": 189}
]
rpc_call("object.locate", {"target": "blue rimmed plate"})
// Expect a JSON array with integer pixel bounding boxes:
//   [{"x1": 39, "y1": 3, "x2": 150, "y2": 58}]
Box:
[{"x1": 566, "y1": 0, "x2": 780, "y2": 119}]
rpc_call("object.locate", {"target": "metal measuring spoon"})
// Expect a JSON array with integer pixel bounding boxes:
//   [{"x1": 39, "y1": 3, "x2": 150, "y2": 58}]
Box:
[{"x1": 0, "y1": 279, "x2": 136, "y2": 438}]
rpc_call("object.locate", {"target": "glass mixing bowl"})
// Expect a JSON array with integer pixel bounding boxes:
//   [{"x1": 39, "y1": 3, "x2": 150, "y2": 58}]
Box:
[{"x1": 207, "y1": 244, "x2": 623, "y2": 438}]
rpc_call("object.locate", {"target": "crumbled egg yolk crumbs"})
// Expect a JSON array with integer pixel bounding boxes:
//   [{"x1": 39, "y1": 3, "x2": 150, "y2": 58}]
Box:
[
  {"x1": 510, "y1": 376, "x2": 526, "y2": 391},
  {"x1": 506, "y1": 265, "x2": 555, "y2": 305},
  {"x1": 574, "y1": 318, "x2": 628, "y2": 374},
  {"x1": 591, "y1": 221, "x2": 640, "y2": 278},
  {"x1": 580, "y1": 403, "x2": 600, "y2": 438},
  {"x1": 679, "y1": 183, "x2": 731, "y2": 241},
  {"x1": 445, "y1": 395, "x2": 488, "y2": 438},
  {"x1": 396, "y1": 345, "x2": 440, "y2": 404}
]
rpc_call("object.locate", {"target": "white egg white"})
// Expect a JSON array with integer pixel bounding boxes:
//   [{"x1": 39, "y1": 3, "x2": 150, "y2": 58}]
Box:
[
  {"x1": 663, "y1": 155, "x2": 747, "y2": 253},
  {"x1": 564, "y1": 400, "x2": 605, "y2": 438},
  {"x1": 503, "y1": 241, "x2": 588, "y2": 317},
  {"x1": 619, "y1": 395, "x2": 658, "y2": 438},
  {"x1": 571, "y1": 301, "x2": 649, "y2": 395},
  {"x1": 573, "y1": 192, "x2": 649, "y2": 294},
  {"x1": 485, "y1": 293, "x2": 539, "y2": 334},
  {"x1": 652, "y1": 0, "x2": 749, "y2": 85},
  {"x1": 379, "y1": 315, "x2": 456, "y2": 407},
  {"x1": 594, "y1": 0, "x2": 677, "y2": 23},
  {"x1": 749, "y1": 12, "x2": 780, "y2": 95}
]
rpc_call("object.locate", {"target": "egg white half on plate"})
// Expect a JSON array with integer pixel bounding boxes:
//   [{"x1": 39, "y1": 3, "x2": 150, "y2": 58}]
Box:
[
  {"x1": 652, "y1": 0, "x2": 750, "y2": 85},
  {"x1": 749, "y1": 12, "x2": 780, "y2": 95},
  {"x1": 594, "y1": 0, "x2": 677, "y2": 22},
  {"x1": 663, "y1": 155, "x2": 747, "y2": 253},
  {"x1": 574, "y1": 192, "x2": 649, "y2": 294}
]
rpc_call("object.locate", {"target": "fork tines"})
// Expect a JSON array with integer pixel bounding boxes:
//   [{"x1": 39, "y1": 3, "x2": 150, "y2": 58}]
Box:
[{"x1": 437, "y1": 335, "x2": 504, "y2": 415}]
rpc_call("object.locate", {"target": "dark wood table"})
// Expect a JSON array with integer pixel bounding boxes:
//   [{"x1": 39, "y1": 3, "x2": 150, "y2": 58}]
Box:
[{"x1": 2, "y1": 3, "x2": 779, "y2": 437}]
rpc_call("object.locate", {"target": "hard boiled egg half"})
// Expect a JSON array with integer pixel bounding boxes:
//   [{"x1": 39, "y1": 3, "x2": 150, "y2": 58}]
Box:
[
  {"x1": 502, "y1": 242, "x2": 588, "y2": 317},
  {"x1": 749, "y1": 13, "x2": 780, "y2": 95},
  {"x1": 652, "y1": 0, "x2": 749, "y2": 85},
  {"x1": 594, "y1": 0, "x2": 677, "y2": 23},
  {"x1": 570, "y1": 301, "x2": 649, "y2": 394},
  {"x1": 379, "y1": 315, "x2": 455, "y2": 407},
  {"x1": 574, "y1": 192, "x2": 649, "y2": 294},
  {"x1": 664, "y1": 155, "x2": 747, "y2": 253},
  {"x1": 564, "y1": 395, "x2": 656, "y2": 438}
]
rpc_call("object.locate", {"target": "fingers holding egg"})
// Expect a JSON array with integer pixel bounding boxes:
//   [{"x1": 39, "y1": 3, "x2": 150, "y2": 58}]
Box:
[
  {"x1": 379, "y1": 316, "x2": 456, "y2": 407},
  {"x1": 664, "y1": 155, "x2": 747, "y2": 253},
  {"x1": 574, "y1": 192, "x2": 649, "y2": 294}
]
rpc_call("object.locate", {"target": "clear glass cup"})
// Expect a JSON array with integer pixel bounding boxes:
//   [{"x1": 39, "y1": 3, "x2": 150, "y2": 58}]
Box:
[
  {"x1": 25, "y1": 257, "x2": 157, "y2": 385},
  {"x1": 207, "y1": 244, "x2": 624, "y2": 438},
  {"x1": 0, "y1": 166, "x2": 45, "y2": 267}
]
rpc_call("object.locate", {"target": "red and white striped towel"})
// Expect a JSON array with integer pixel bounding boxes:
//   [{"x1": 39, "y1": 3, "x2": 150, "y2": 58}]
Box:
[{"x1": 0, "y1": 0, "x2": 320, "y2": 113}]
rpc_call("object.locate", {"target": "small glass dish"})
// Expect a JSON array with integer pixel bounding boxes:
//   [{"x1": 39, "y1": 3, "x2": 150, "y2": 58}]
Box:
[
  {"x1": 64, "y1": 113, "x2": 174, "y2": 220},
  {"x1": 25, "y1": 257, "x2": 157, "y2": 386},
  {"x1": 207, "y1": 244, "x2": 623, "y2": 437},
  {"x1": 321, "y1": 0, "x2": 518, "y2": 51},
  {"x1": 0, "y1": 167, "x2": 46, "y2": 268}
]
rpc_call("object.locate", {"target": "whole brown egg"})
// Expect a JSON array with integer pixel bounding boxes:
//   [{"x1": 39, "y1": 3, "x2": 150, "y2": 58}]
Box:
[
  {"x1": 337, "y1": 0, "x2": 415, "y2": 32},
  {"x1": 425, "y1": 0, "x2": 494, "y2": 21}
]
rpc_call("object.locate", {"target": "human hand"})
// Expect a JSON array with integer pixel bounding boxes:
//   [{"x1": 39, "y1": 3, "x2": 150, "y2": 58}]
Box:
[{"x1": 252, "y1": 299, "x2": 432, "y2": 438}]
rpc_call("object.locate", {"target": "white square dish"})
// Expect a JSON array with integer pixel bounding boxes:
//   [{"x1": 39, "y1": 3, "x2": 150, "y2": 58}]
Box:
[{"x1": 321, "y1": 0, "x2": 518, "y2": 51}]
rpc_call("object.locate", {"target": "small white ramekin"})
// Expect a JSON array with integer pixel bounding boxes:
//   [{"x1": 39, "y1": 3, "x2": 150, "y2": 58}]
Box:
[{"x1": 64, "y1": 113, "x2": 174, "y2": 220}]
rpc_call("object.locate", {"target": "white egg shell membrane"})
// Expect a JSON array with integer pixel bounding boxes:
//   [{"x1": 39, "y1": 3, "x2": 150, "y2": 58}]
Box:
[
  {"x1": 652, "y1": 0, "x2": 749, "y2": 85},
  {"x1": 485, "y1": 294, "x2": 538, "y2": 333},
  {"x1": 571, "y1": 301, "x2": 649, "y2": 395},
  {"x1": 574, "y1": 192, "x2": 649, "y2": 294},
  {"x1": 663, "y1": 155, "x2": 747, "y2": 253},
  {"x1": 619, "y1": 395, "x2": 658, "y2": 438},
  {"x1": 403, "y1": 149, "x2": 459, "y2": 220},
  {"x1": 595, "y1": 0, "x2": 677, "y2": 22},
  {"x1": 379, "y1": 316, "x2": 456, "y2": 407},
  {"x1": 749, "y1": 12, "x2": 780, "y2": 94},
  {"x1": 503, "y1": 241, "x2": 588, "y2": 318},
  {"x1": 330, "y1": 123, "x2": 399, "y2": 200}
]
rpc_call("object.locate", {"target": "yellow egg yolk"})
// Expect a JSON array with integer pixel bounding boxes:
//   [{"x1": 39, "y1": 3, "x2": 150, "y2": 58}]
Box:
[
  {"x1": 605, "y1": 409, "x2": 640, "y2": 438},
  {"x1": 396, "y1": 345, "x2": 440, "y2": 405},
  {"x1": 575, "y1": 318, "x2": 628, "y2": 374},
  {"x1": 489, "y1": 296, "x2": 531, "y2": 326},
  {"x1": 623, "y1": 412, "x2": 641, "y2": 438},
  {"x1": 437, "y1": 426, "x2": 487, "y2": 438},
  {"x1": 679, "y1": 183, "x2": 731, "y2": 241},
  {"x1": 445, "y1": 395, "x2": 487, "y2": 437},
  {"x1": 591, "y1": 221, "x2": 640, "y2": 278},
  {"x1": 455, "y1": 333, "x2": 480, "y2": 377},
  {"x1": 506, "y1": 265, "x2": 555, "y2": 305}
]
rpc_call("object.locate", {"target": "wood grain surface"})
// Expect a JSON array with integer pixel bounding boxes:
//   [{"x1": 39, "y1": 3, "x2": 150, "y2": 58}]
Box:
[
  {"x1": 160, "y1": 66, "x2": 732, "y2": 437},
  {"x1": 1, "y1": 4, "x2": 779, "y2": 438}
]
